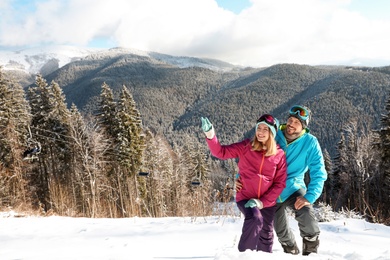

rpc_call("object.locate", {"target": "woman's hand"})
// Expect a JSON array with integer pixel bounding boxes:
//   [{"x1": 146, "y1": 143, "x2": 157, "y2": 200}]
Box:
[{"x1": 201, "y1": 117, "x2": 215, "y2": 139}]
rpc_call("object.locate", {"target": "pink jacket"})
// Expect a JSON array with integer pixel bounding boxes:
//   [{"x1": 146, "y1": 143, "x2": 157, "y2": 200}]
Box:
[{"x1": 206, "y1": 136, "x2": 287, "y2": 208}]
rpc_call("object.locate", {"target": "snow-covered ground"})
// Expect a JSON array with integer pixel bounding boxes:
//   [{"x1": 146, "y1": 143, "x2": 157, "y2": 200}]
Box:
[{"x1": 1, "y1": 206, "x2": 389, "y2": 260}]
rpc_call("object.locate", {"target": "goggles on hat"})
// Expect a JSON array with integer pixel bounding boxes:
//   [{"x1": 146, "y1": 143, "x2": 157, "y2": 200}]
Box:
[
  {"x1": 289, "y1": 105, "x2": 309, "y2": 121},
  {"x1": 257, "y1": 114, "x2": 277, "y2": 129}
]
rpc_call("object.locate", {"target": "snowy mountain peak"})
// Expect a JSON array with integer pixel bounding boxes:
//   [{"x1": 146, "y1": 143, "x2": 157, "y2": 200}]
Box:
[
  {"x1": 0, "y1": 45, "x2": 239, "y2": 75},
  {"x1": 0, "y1": 45, "x2": 98, "y2": 74}
]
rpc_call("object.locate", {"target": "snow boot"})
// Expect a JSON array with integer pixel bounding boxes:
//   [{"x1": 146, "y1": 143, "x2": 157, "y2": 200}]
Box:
[
  {"x1": 302, "y1": 237, "x2": 319, "y2": 256},
  {"x1": 281, "y1": 242, "x2": 300, "y2": 255}
]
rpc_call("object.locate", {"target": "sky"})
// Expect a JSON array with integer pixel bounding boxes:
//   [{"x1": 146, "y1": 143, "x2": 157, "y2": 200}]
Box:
[
  {"x1": 1, "y1": 206, "x2": 390, "y2": 260},
  {"x1": 1, "y1": 0, "x2": 390, "y2": 67}
]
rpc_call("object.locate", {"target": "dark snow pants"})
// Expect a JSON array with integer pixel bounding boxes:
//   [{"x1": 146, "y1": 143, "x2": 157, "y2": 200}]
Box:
[
  {"x1": 274, "y1": 189, "x2": 320, "y2": 248},
  {"x1": 236, "y1": 200, "x2": 277, "y2": 253}
]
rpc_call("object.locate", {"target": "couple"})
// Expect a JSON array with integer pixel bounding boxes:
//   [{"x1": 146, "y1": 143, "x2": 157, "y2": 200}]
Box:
[{"x1": 201, "y1": 105, "x2": 327, "y2": 255}]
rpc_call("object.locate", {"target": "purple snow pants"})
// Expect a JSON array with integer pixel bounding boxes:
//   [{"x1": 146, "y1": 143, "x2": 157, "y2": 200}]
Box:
[{"x1": 236, "y1": 200, "x2": 277, "y2": 253}]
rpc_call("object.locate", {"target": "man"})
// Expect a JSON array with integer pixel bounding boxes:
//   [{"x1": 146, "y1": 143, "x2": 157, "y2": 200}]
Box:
[{"x1": 236, "y1": 105, "x2": 327, "y2": 256}]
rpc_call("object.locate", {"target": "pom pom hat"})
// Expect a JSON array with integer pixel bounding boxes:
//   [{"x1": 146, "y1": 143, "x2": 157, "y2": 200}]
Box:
[{"x1": 256, "y1": 114, "x2": 279, "y2": 137}]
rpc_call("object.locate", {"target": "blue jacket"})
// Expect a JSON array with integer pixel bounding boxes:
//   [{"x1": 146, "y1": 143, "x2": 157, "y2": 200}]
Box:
[{"x1": 275, "y1": 125, "x2": 327, "y2": 204}]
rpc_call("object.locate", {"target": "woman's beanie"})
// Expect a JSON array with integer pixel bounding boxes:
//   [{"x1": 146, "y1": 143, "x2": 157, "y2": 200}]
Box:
[{"x1": 256, "y1": 118, "x2": 279, "y2": 137}]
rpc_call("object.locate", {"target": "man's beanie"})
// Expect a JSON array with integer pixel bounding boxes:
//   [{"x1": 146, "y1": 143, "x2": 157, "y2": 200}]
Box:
[{"x1": 288, "y1": 105, "x2": 310, "y2": 128}]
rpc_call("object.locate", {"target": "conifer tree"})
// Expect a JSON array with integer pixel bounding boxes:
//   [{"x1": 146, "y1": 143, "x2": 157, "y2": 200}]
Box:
[
  {"x1": 115, "y1": 85, "x2": 145, "y2": 216},
  {"x1": 0, "y1": 68, "x2": 31, "y2": 206},
  {"x1": 331, "y1": 133, "x2": 348, "y2": 210},
  {"x1": 26, "y1": 75, "x2": 72, "y2": 212},
  {"x1": 51, "y1": 81, "x2": 72, "y2": 161},
  {"x1": 321, "y1": 149, "x2": 332, "y2": 204},
  {"x1": 0, "y1": 72, "x2": 15, "y2": 166},
  {"x1": 95, "y1": 81, "x2": 119, "y2": 178},
  {"x1": 116, "y1": 85, "x2": 145, "y2": 175},
  {"x1": 377, "y1": 93, "x2": 390, "y2": 222},
  {"x1": 96, "y1": 83, "x2": 147, "y2": 216},
  {"x1": 98, "y1": 82, "x2": 118, "y2": 140},
  {"x1": 0, "y1": 70, "x2": 30, "y2": 166}
]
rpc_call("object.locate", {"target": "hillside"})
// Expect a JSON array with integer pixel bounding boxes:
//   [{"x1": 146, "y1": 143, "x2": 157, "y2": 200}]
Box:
[
  {"x1": 3, "y1": 48, "x2": 390, "y2": 158},
  {"x1": 178, "y1": 64, "x2": 390, "y2": 156}
]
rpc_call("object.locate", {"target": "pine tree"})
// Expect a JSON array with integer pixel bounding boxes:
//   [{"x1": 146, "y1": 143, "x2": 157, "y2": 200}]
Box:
[
  {"x1": 98, "y1": 82, "x2": 118, "y2": 139},
  {"x1": 321, "y1": 149, "x2": 332, "y2": 205},
  {"x1": 331, "y1": 133, "x2": 348, "y2": 210},
  {"x1": 49, "y1": 80, "x2": 72, "y2": 181},
  {"x1": 377, "y1": 93, "x2": 390, "y2": 223},
  {"x1": 95, "y1": 81, "x2": 119, "y2": 176},
  {"x1": 0, "y1": 70, "x2": 30, "y2": 166},
  {"x1": 116, "y1": 86, "x2": 145, "y2": 216},
  {"x1": 0, "y1": 68, "x2": 31, "y2": 206},
  {"x1": 95, "y1": 83, "x2": 147, "y2": 217},
  {"x1": 0, "y1": 72, "x2": 15, "y2": 166},
  {"x1": 26, "y1": 75, "x2": 72, "y2": 212},
  {"x1": 116, "y1": 85, "x2": 145, "y2": 175}
]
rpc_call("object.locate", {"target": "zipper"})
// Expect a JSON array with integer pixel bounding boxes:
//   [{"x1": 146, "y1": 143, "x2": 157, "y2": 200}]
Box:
[{"x1": 257, "y1": 154, "x2": 265, "y2": 198}]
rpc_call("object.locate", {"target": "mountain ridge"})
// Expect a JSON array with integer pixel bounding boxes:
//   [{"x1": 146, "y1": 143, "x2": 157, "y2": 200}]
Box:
[
  {"x1": 2, "y1": 46, "x2": 390, "y2": 158},
  {"x1": 0, "y1": 45, "x2": 242, "y2": 76}
]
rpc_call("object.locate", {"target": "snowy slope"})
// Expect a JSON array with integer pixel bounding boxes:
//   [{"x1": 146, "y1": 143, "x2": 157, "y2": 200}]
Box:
[
  {"x1": 0, "y1": 45, "x2": 239, "y2": 75},
  {"x1": 0, "y1": 45, "x2": 99, "y2": 74},
  {"x1": 0, "y1": 209, "x2": 389, "y2": 260}
]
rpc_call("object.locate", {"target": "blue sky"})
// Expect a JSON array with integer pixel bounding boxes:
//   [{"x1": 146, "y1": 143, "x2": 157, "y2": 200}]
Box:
[
  {"x1": 1, "y1": 0, "x2": 390, "y2": 67},
  {"x1": 216, "y1": 0, "x2": 390, "y2": 19},
  {"x1": 215, "y1": 0, "x2": 252, "y2": 14},
  {"x1": 348, "y1": 0, "x2": 390, "y2": 19}
]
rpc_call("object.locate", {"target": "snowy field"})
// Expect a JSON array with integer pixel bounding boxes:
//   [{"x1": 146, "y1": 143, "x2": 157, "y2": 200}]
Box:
[{"x1": 1, "y1": 206, "x2": 389, "y2": 260}]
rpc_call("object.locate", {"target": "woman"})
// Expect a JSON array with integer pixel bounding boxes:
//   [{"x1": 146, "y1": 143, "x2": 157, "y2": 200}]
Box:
[{"x1": 201, "y1": 114, "x2": 287, "y2": 253}]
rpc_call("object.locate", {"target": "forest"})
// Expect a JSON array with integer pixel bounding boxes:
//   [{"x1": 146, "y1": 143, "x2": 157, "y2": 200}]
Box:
[{"x1": 0, "y1": 66, "x2": 389, "y2": 225}]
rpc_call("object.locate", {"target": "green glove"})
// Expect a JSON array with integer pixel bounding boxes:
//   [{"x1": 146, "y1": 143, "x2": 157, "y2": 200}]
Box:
[
  {"x1": 201, "y1": 117, "x2": 212, "y2": 132},
  {"x1": 245, "y1": 199, "x2": 263, "y2": 209}
]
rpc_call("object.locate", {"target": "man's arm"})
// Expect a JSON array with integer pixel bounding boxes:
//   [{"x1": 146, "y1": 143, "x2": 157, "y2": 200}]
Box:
[{"x1": 304, "y1": 138, "x2": 328, "y2": 204}]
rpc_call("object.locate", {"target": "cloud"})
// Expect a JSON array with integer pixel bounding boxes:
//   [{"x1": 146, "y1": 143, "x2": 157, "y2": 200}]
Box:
[{"x1": 1, "y1": 0, "x2": 390, "y2": 67}]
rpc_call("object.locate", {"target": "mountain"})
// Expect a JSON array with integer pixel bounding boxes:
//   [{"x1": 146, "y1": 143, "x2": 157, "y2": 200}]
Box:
[
  {"x1": 2, "y1": 45, "x2": 390, "y2": 158},
  {"x1": 0, "y1": 45, "x2": 95, "y2": 75},
  {"x1": 0, "y1": 45, "x2": 241, "y2": 77}
]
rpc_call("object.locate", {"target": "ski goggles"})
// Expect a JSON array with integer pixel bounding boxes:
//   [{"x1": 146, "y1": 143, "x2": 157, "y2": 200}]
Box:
[
  {"x1": 289, "y1": 105, "x2": 309, "y2": 121},
  {"x1": 257, "y1": 114, "x2": 277, "y2": 128}
]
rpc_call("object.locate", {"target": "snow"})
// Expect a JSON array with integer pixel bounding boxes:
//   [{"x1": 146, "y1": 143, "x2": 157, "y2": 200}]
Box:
[
  {"x1": 0, "y1": 45, "x2": 238, "y2": 75},
  {"x1": 0, "y1": 45, "x2": 98, "y2": 74},
  {"x1": 1, "y1": 205, "x2": 389, "y2": 260},
  {"x1": 0, "y1": 45, "x2": 147, "y2": 74}
]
